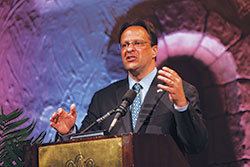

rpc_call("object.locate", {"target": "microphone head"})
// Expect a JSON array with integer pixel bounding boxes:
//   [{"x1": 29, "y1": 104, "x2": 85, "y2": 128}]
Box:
[{"x1": 122, "y1": 89, "x2": 137, "y2": 105}]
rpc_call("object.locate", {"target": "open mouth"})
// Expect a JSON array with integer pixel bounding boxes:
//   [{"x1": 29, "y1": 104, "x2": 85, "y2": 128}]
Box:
[{"x1": 126, "y1": 55, "x2": 137, "y2": 62}]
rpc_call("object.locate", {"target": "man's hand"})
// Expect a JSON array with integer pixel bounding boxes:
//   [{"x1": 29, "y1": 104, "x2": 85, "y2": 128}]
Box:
[
  {"x1": 50, "y1": 104, "x2": 77, "y2": 134},
  {"x1": 157, "y1": 67, "x2": 187, "y2": 108}
]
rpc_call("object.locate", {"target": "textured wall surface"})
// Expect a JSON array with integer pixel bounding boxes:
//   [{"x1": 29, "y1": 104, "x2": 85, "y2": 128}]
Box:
[
  {"x1": 0, "y1": 0, "x2": 249, "y2": 166},
  {"x1": 0, "y1": 0, "x2": 140, "y2": 141}
]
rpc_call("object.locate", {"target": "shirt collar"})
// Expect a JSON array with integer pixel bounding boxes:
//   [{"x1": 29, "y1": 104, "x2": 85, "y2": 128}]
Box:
[{"x1": 128, "y1": 68, "x2": 157, "y2": 90}]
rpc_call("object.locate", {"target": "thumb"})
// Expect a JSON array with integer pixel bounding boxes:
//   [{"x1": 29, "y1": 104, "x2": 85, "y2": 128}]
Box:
[
  {"x1": 70, "y1": 104, "x2": 77, "y2": 117},
  {"x1": 169, "y1": 94, "x2": 174, "y2": 103}
]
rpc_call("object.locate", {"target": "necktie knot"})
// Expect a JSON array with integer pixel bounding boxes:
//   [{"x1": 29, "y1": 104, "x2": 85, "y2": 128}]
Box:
[{"x1": 133, "y1": 83, "x2": 142, "y2": 93}]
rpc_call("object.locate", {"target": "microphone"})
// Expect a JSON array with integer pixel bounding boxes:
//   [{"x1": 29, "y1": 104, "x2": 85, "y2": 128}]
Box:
[{"x1": 108, "y1": 89, "x2": 137, "y2": 132}]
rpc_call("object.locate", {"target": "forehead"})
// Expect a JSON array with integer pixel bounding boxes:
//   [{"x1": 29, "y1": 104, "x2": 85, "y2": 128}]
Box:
[{"x1": 120, "y1": 26, "x2": 150, "y2": 42}]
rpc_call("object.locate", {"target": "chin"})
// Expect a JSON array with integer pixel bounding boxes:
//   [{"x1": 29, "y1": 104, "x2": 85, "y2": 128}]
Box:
[
  {"x1": 125, "y1": 65, "x2": 137, "y2": 71},
  {"x1": 125, "y1": 61, "x2": 138, "y2": 68}
]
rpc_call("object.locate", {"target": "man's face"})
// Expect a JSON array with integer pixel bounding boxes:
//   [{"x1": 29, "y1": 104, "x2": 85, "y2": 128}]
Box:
[{"x1": 120, "y1": 26, "x2": 158, "y2": 78}]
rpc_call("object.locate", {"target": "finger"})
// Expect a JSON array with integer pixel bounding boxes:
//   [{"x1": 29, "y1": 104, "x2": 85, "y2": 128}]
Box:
[
  {"x1": 58, "y1": 108, "x2": 65, "y2": 116},
  {"x1": 157, "y1": 83, "x2": 175, "y2": 94},
  {"x1": 50, "y1": 122, "x2": 55, "y2": 127},
  {"x1": 157, "y1": 75, "x2": 175, "y2": 87},
  {"x1": 50, "y1": 122, "x2": 58, "y2": 129},
  {"x1": 50, "y1": 113, "x2": 59, "y2": 122},
  {"x1": 70, "y1": 104, "x2": 77, "y2": 116},
  {"x1": 158, "y1": 69, "x2": 179, "y2": 84},
  {"x1": 169, "y1": 94, "x2": 173, "y2": 102},
  {"x1": 158, "y1": 69, "x2": 172, "y2": 80},
  {"x1": 162, "y1": 66, "x2": 180, "y2": 78},
  {"x1": 162, "y1": 66, "x2": 175, "y2": 74},
  {"x1": 57, "y1": 108, "x2": 62, "y2": 114},
  {"x1": 50, "y1": 122, "x2": 61, "y2": 130},
  {"x1": 50, "y1": 112, "x2": 57, "y2": 120}
]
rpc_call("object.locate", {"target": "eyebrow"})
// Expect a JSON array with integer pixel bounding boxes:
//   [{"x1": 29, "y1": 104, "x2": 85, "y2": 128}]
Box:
[{"x1": 121, "y1": 39, "x2": 149, "y2": 43}]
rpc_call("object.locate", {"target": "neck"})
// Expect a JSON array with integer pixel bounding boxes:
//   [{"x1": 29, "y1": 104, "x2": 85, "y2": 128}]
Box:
[{"x1": 128, "y1": 66, "x2": 155, "y2": 82}]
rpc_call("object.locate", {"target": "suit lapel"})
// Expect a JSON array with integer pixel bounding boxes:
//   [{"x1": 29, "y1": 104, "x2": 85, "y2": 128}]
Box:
[{"x1": 134, "y1": 76, "x2": 168, "y2": 133}]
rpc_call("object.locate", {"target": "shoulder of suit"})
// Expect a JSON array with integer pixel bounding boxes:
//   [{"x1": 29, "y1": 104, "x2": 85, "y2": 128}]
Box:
[
  {"x1": 182, "y1": 80, "x2": 195, "y2": 89},
  {"x1": 182, "y1": 80, "x2": 198, "y2": 96},
  {"x1": 94, "y1": 78, "x2": 127, "y2": 95}
]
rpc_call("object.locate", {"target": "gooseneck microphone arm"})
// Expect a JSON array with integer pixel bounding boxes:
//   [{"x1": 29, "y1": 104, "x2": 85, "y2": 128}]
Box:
[{"x1": 78, "y1": 109, "x2": 116, "y2": 135}]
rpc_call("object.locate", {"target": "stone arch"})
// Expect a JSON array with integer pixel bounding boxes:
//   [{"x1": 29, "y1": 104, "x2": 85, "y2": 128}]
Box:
[{"x1": 157, "y1": 31, "x2": 238, "y2": 85}]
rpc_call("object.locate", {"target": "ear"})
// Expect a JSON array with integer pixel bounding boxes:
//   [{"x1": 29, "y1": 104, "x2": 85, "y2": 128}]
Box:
[{"x1": 151, "y1": 45, "x2": 158, "y2": 60}]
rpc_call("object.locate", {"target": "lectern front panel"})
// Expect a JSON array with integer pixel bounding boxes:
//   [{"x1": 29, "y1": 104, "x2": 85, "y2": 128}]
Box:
[{"x1": 39, "y1": 137, "x2": 123, "y2": 167}]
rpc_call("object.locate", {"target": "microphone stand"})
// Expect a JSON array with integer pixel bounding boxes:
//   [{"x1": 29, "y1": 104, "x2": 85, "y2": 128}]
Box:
[
  {"x1": 80, "y1": 109, "x2": 116, "y2": 134},
  {"x1": 70, "y1": 109, "x2": 116, "y2": 139}
]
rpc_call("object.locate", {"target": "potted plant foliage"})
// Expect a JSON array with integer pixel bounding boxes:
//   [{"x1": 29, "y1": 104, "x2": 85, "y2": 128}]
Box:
[{"x1": 0, "y1": 106, "x2": 46, "y2": 167}]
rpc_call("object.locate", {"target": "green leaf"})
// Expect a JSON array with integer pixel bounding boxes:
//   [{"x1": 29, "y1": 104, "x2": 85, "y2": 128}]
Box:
[
  {"x1": 3, "y1": 141, "x2": 22, "y2": 165},
  {"x1": 5, "y1": 108, "x2": 23, "y2": 123},
  {"x1": 32, "y1": 131, "x2": 47, "y2": 144},
  {"x1": 0, "y1": 126, "x2": 3, "y2": 131},
  {"x1": 18, "y1": 123, "x2": 36, "y2": 141},
  {"x1": 13, "y1": 121, "x2": 36, "y2": 140},
  {"x1": 2, "y1": 120, "x2": 32, "y2": 138},
  {"x1": 1, "y1": 106, "x2": 6, "y2": 119},
  {"x1": 10, "y1": 142, "x2": 23, "y2": 160},
  {"x1": 3, "y1": 117, "x2": 29, "y2": 133},
  {"x1": 0, "y1": 157, "x2": 14, "y2": 167},
  {"x1": 0, "y1": 135, "x2": 23, "y2": 145}
]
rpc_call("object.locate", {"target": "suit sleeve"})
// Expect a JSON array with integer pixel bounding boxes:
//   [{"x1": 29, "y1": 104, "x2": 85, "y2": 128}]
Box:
[
  {"x1": 78, "y1": 92, "x2": 103, "y2": 133},
  {"x1": 173, "y1": 83, "x2": 208, "y2": 154}
]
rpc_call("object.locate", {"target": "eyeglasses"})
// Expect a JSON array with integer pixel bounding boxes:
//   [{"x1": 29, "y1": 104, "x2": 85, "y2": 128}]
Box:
[{"x1": 120, "y1": 40, "x2": 151, "y2": 50}]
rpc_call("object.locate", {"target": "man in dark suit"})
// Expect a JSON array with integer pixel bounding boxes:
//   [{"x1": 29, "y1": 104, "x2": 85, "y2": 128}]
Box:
[{"x1": 50, "y1": 19, "x2": 207, "y2": 154}]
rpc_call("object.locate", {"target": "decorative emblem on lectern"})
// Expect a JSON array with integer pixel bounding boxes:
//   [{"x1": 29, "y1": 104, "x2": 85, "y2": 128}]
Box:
[{"x1": 65, "y1": 154, "x2": 96, "y2": 167}]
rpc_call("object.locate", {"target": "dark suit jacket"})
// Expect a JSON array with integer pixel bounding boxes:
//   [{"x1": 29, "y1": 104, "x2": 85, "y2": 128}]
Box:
[{"x1": 79, "y1": 76, "x2": 208, "y2": 154}]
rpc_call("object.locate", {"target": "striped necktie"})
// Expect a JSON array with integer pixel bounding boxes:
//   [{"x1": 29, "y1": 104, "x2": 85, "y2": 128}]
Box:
[{"x1": 131, "y1": 83, "x2": 142, "y2": 130}]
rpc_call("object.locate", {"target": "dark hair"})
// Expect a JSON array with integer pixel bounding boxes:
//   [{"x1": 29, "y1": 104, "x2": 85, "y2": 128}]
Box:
[{"x1": 118, "y1": 19, "x2": 158, "y2": 46}]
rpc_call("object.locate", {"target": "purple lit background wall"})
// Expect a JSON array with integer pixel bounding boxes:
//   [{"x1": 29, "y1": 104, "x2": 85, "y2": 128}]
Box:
[{"x1": 0, "y1": 0, "x2": 250, "y2": 166}]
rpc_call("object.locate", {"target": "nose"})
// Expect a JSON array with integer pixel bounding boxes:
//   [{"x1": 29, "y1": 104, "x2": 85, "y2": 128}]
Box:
[{"x1": 126, "y1": 43, "x2": 136, "y2": 52}]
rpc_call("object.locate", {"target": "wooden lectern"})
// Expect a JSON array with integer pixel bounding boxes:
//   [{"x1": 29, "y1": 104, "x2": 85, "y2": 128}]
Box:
[{"x1": 24, "y1": 133, "x2": 189, "y2": 167}]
